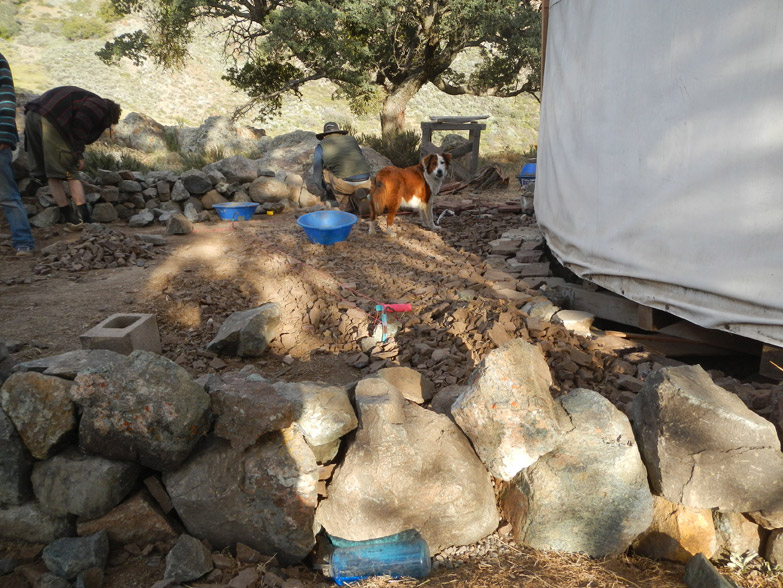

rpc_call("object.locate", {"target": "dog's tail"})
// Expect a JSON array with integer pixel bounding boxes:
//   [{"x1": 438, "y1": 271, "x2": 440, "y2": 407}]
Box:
[{"x1": 369, "y1": 178, "x2": 385, "y2": 221}]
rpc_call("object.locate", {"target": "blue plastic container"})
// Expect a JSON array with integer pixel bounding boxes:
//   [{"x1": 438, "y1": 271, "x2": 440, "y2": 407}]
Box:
[
  {"x1": 297, "y1": 210, "x2": 358, "y2": 245},
  {"x1": 325, "y1": 530, "x2": 431, "y2": 585},
  {"x1": 212, "y1": 202, "x2": 259, "y2": 221},
  {"x1": 517, "y1": 161, "x2": 536, "y2": 187}
]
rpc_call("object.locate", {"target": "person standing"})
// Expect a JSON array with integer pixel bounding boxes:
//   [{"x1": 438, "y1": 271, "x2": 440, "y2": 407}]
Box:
[
  {"x1": 0, "y1": 52, "x2": 35, "y2": 255},
  {"x1": 310, "y1": 121, "x2": 372, "y2": 214},
  {"x1": 24, "y1": 86, "x2": 121, "y2": 231}
]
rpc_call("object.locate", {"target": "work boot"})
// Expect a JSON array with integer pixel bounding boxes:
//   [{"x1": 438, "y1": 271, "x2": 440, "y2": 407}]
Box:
[
  {"x1": 322, "y1": 186, "x2": 339, "y2": 208},
  {"x1": 76, "y1": 203, "x2": 92, "y2": 224},
  {"x1": 59, "y1": 204, "x2": 83, "y2": 232}
]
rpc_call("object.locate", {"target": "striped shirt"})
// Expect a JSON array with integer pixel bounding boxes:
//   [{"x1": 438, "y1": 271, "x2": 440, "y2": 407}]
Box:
[
  {"x1": 0, "y1": 52, "x2": 19, "y2": 148},
  {"x1": 24, "y1": 86, "x2": 112, "y2": 157}
]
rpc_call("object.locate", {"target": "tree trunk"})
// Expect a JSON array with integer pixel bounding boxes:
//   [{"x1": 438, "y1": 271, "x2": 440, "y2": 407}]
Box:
[{"x1": 380, "y1": 78, "x2": 425, "y2": 137}]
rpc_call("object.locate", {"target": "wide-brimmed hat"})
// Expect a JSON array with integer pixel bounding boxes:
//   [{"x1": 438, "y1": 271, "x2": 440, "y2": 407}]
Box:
[{"x1": 316, "y1": 121, "x2": 349, "y2": 140}]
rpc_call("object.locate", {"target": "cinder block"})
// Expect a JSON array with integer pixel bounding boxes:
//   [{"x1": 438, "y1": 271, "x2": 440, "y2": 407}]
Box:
[{"x1": 80, "y1": 313, "x2": 162, "y2": 355}]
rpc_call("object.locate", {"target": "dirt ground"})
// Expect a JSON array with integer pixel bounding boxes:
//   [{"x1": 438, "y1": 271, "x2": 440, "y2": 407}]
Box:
[{"x1": 1, "y1": 183, "x2": 781, "y2": 588}]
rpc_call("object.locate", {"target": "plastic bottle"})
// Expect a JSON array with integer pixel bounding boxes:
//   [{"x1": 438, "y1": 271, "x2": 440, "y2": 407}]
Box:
[{"x1": 324, "y1": 531, "x2": 431, "y2": 585}]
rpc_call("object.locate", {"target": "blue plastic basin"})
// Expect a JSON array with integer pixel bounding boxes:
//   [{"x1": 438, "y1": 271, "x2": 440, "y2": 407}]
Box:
[
  {"x1": 297, "y1": 210, "x2": 358, "y2": 245},
  {"x1": 213, "y1": 202, "x2": 259, "y2": 221},
  {"x1": 517, "y1": 162, "x2": 536, "y2": 187}
]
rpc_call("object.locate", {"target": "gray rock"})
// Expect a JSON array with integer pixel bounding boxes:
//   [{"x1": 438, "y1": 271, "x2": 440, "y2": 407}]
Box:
[
  {"x1": 31, "y1": 447, "x2": 140, "y2": 519},
  {"x1": 767, "y1": 529, "x2": 783, "y2": 568},
  {"x1": 0, "y1": 557, "x2": 19, "y2": 575},
  {"x1": 96, "y1": 169, "x2": 122, "y2": 185},
  {"x1": 128, "y1": 209, "x2": 155, "y2": 227},
  {"x1": 156, "y1": 180, "x2": 171, "y2": 201},
  {"x1": 183, "y1": 202, "x2": 200, "y2": 223},
  {"x1": 170, "y1": 180, "x2": 190, "y2": 202},
  {"x1": 164, "y1": 432, "x2": 318, "y2": 565},
  {"x1": 0, "y1": 371, "x2": 76, "y2": 460},
  {"x1": 118, "y1": 180, "x2": 142, "y2": 193},
  {"x1": 316, "y1": 400, "x2": 498, "y2": 554},
  {"x1": 136, "y1": 234, "x2": 167, "y2": 246},
  {"x1": 13, "y1": 349, "x2": 125, "y2": 380},
  {"x1": 90, "y1": 202, "x2": 118, "y2": 224},
  {"x1": 500, "y1": 389, "x2": 653, "y2": 557},
  {"x1": 0, "y1": 502, "x2": 73, "y2": 543},
  {"x1": 209, "y1": 372, "x2": 295, "y2": 450},
  {"x1": 209, "y1": 155, "x2": 258, "y2": 184},
  {"x1": 42, "y1": 531, "x2": 109, "y2": 580},
  {"x1": 631, "y1": 365, "x2": 783, "y2": 511},
  {"x1": 684, "y1": 553, "x2": 735, "y2": 588},
  {"x1": 353, "y1": 377, "x2": 405, "y2": 426},
  {"x1": 71, "y1": 350, "x2": 211, "y2": 471},
  {"x1": 207, "y1": 303, "x2": 281, "y2": 357},
  {"x1": 114, "y1": 112, "x2": 167, "y2": 152},
  {"x1": 205, "y1": 168, "x2": 226, "y2": 185},
  {"x1": 452, "y1": 338, "x2": 568, "y2": 480},
  {"x1": 0, "y1": 408, "x2": 32, "y2": 507},
  {"x1": 181, "y1": 170, "x2": 212, "y2": 195},
  {"x1": 100, "y1": 185, "x2": 120, "y2": 203},
  {"x1": 376, "y1": 367, "x2": 434, "y2": 404},
  {"x1": 248, "y1": 176, "x2": 290, "y2": 203},
  {"x1": 273, "y1": 381, "x2": 358, "y2": 446},
  {"x1": 166, "y1": 213, "x2": 193, "y2": 235},
  {"x1": 429, "y1": 384, "x2": 466, "y2": 420},
  {"x1": 164, "y1": 534, "x2": 213, "y2": 583},
  {"x1": 126, "y1": 192, "x2": 146, "y2": 208},
  {"x1": 29, "y1": 206, "x2": 61, "y2": 228}
]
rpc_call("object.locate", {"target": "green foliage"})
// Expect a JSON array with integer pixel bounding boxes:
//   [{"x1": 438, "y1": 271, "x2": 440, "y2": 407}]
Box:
[
  {"x1": 97, "y1": 0, "x2": 541, "y2": 135},
  {"x1": 163, "y1": 128, "x2": 180, "y2": 152},
  {"x1": 83, "y1": 147, "x2": 148, "y2": 175},
  {"x1": 97, "y1": 0, "x2": 124, "y2": 22},
  {"x1": 62, "y1": 16, "x2": 109, "y2": 40},
  {"x1": 358, "y1": 130, "x2": 420, "y2": 168},
  {"x1": 0, "y1": 4, "x2": 21, "y2": 40}
]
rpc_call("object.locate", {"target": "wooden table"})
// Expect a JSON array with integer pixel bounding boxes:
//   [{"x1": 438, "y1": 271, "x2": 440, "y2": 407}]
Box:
[{"x1": 420, "y1": 116, "x2": 488, "y2": 181}]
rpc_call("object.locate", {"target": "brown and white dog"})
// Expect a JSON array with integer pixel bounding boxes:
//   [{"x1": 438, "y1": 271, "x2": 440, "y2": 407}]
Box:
[{"x1": 368, "y1": 152, "x2": 452, "y2": 235}]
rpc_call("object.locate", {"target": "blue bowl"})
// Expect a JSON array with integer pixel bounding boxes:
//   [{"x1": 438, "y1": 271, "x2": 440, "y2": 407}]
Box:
[
  {"x1": 213, "y1": 202, "x2": 259, "y2": 221},
  {"x1": 297, "y1": 210, "x2": 358, "y2": 245}
]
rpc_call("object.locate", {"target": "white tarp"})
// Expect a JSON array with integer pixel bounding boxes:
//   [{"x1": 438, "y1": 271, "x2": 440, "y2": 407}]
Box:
[{"x1": 536, "y1": 0, "x2": 783, "y2": 346}]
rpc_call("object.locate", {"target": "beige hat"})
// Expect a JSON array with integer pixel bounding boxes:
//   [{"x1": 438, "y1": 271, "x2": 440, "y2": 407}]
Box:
[{"x1": 316, "y1": 121, "x2": 349, "y2": 140}]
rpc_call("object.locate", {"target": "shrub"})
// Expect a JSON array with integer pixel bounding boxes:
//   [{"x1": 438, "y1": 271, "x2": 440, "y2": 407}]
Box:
[
  {"x1": 61, "y1": 16, "x2": 108, "y2": 41},
  {"x1": 0, "y1": 4, "x2": 21, "y2": 40},
  {"x1": 358, "y1": 130, "x2": 421, "y2": 168},
  {"x1": 163, "y1": 128, "x2": 180, "y2": 153},
  {"x1": 84, "y1": 147, "x2": 147, "y2": 176},
  {"x1": 97, "y1": 0, "x2": 123, "y2": 22}
]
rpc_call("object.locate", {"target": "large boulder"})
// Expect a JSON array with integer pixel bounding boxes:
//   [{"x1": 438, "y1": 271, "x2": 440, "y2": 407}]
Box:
[
  {"x1": 248, "y1": 176, "x2": 290, "y2": 204},
  {"x1": 376, "y1": 367, "x2": 434, "y2": 404},
  {"x1": 316, "y1": 379, "x2": 498, "y2": 554},
  {"x1": 71, "y1": 351, "x2": 211, "y2": 471},
  {"x1": 631, "y1": 365, "x2": 783, "y2": 512},
  {"x1": 76, "y1": 489, "x2": 180, "y2": 546},
  {"x1": 114, "y1": 112, "x2": 167, "y2": 152},
  {"x1": 500, "y1": 389, "x2": 653, "y2": 557},
  {"x1": 631, "y1": 496, "x2": 716, "y2": 563},
  {"x1": 31, "y1": 448, "x2": 140, "y2": 519},
  {"x1": 256, "y1": 131, "x2": 319, "y2": 177},
  {"x1": 452, "y1": 338, "x2": 569, "y2": 481},
  {"x1": 163, "y1": 429, "x2": 319, "y2": 565},
  {"x1": 209, "y1": 372, "x2": 295, "y2": 450},
  {"x1": 0, "y1": 408, "x2": 33, "y2": 507},
  {"x1": 0, "y1": 371, "x2": 76, "y2": 460},
  {"x1": 176, "y1": 115, "x2": 264, "y2": 155},
  {"x1": 204, "y1": 155, "x2": 259, "y2": 184},
  {"x1": 272, "y1": 381, "x2": 358, "y2": 447},
  {"x1": 207, "y1": 303, "x2": 281, "y2": 357}
]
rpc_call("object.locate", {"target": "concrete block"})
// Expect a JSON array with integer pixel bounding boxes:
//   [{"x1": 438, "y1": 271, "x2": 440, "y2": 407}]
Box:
[{"x1": 80, "y1": 314, "x2": 162, "y2": 355}]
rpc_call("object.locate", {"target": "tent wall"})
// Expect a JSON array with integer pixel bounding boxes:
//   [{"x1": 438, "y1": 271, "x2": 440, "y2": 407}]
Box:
[{"x1": 536, "y1": 0, "x2": 783, "y2": 346}]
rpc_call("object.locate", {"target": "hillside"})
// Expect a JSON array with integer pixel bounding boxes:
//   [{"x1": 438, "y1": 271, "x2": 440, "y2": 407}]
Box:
[{"x1": 2, "y1": 0, "x2": 539, "y2": 157}]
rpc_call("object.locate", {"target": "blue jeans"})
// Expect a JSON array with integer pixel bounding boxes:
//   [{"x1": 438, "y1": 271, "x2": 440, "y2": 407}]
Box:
[{"x1": 0, "y1": 147, "x2": 34, "y2": 250}]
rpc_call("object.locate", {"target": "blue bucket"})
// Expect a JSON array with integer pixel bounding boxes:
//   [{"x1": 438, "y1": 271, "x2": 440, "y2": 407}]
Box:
[
  {"x1": 517, "y1": 162, "x2": 536, "y2": 187},
  {"x1": 297, "y1": 210, "x2": 358, "y2": 245},
  {"x1": 212, "y1": 202, "x2": 259, "y2": 221}
]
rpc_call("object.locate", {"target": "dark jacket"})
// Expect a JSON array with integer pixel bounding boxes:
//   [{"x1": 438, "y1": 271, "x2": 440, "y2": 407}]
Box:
[
  {"x1": 320, "y1": 134, "x2": 371, "y2": 180},
  {"x1": 25, "y1": 86, "x2": 113, "y2": 158},
  {"x1": 0, "y1": 52, "x2": 18, "y2": 148}
]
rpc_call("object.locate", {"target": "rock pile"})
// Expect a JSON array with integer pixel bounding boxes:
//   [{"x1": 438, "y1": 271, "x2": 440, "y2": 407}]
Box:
[{"x1": 31, "y1": 224, "x2": 165, "y2": 275}]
